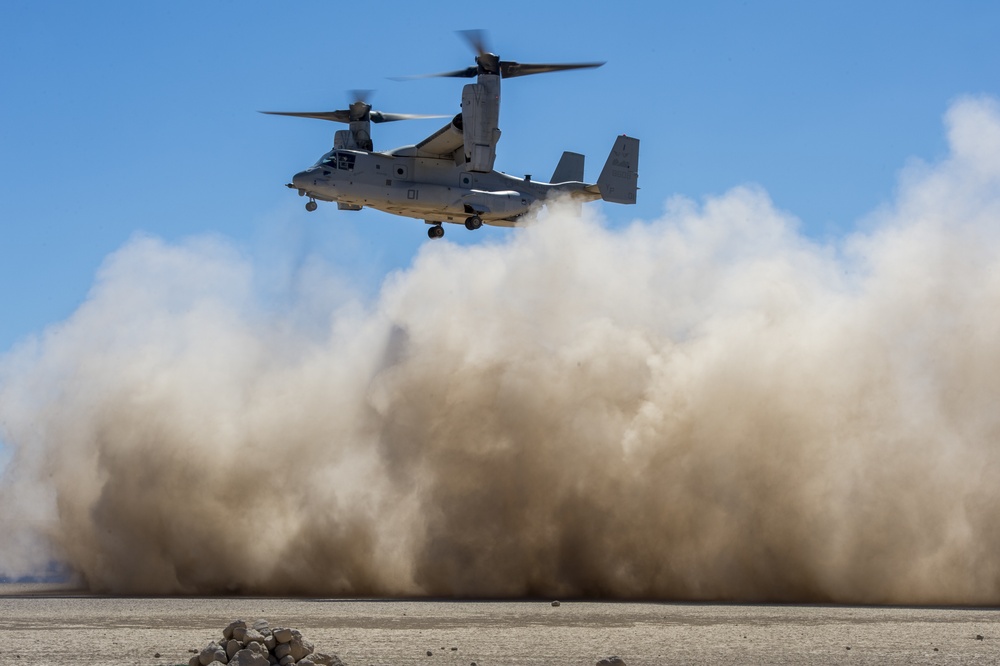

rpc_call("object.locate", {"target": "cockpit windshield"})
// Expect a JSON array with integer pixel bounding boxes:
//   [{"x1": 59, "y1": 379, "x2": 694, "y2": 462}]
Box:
[{"x1": 319, "y1": 151, "x2": 356, "y2": 171}]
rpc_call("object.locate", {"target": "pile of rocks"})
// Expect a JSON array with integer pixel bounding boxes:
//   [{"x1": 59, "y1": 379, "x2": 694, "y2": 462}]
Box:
[{"x1": 187, "y1": 619, "x2": 343, "y2": 666}]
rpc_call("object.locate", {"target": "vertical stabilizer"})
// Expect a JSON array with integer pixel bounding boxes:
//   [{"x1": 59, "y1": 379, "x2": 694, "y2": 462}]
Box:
[
  {"x1": 550, "y1": 151, "x2": 585, "y2": 183},
  {"x1": 597, "y1": 135, "x2": 639, "y2": 204}
]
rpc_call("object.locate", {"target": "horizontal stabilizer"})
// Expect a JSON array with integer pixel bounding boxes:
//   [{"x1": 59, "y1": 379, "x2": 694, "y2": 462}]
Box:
[
  {"x1": 550, "y1": 151, "x2": 585, "y2": 183},
  {"x1": 596, "y1": 135, "x2": 639, "y2": 204}
]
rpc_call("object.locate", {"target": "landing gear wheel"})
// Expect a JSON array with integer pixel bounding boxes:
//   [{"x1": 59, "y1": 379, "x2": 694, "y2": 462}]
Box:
[
  {"x1": 427, "y1": 224, "x2": 445, "y2": 239},
  {"x1": 305, "y1": 200, "x2": 318, "y2": 212},
  {"x1": 464, "y1": 215, "x2": 483, "y2": 230}
]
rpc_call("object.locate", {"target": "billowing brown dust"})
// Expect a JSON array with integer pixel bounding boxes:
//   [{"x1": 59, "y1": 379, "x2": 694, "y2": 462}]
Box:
[{"x1": 2, "y1": 97, "x2": 1000, "y2": 603}]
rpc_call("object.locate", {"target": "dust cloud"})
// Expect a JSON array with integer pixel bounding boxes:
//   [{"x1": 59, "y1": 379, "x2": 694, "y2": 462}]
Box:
[{"x1": 3, "y1": 97, "x2": 1000, "y2": 603}]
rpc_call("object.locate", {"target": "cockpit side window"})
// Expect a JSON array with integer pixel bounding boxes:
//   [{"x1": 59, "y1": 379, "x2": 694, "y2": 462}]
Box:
[{"x1": 320, "y1": 151, "x2": 356, "y2": 172}]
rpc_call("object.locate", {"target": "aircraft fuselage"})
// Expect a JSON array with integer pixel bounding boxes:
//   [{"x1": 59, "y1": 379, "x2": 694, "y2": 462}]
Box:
[{"x1": 291, "y1": 148, "x2": 597, "y2": 227}]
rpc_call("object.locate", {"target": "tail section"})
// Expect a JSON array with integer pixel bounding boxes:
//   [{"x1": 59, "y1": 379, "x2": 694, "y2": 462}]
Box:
[
  {"x1": 596, "y1": 135, "x2": 639, "y2": 204},
  {"x1": 550, "y1": 151, "x2": 585, "y2": 183}
]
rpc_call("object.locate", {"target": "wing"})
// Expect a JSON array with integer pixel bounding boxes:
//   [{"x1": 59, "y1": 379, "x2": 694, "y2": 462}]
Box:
[{"x1": 390, "y1": 114, "x2": 465, "y2": 160}]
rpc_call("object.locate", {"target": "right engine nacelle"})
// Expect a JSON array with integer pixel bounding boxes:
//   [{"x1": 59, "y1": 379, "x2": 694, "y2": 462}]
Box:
[{"x1": 461, "y1": 79, "x2": 501, "y2": 172}]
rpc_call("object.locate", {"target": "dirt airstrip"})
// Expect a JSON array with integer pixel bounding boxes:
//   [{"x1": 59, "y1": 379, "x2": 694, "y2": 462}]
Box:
[{"x1": 1, "y1": 586, "x2": 999, "y2": 665}]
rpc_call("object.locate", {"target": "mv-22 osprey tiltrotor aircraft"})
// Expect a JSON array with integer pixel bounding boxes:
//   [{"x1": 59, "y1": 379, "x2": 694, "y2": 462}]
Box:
[{"x1": 264, "y1": 31, "x2": 639, "y2": 239}]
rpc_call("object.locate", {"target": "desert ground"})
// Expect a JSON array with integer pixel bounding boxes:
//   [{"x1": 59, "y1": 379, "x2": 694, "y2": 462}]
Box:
[{"x1": 1, "y1": 586, "x2": 999, "y2": 665}]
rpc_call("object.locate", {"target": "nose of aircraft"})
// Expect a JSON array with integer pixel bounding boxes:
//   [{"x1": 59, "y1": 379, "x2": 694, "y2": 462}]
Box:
[{"x1": 292, "y1": 170, "x2": 311, "y2": 191}]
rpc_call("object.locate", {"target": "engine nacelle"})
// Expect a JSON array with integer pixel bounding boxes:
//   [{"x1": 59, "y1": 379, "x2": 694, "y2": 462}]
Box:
[
  {"x1": 462, "y1": 79, "x2": 501, "y2": 172},
  {"x1": 333, "y1": 123, "x2": 373, "y2": 151},
  {"x1": 334, "y1": 129, "x2": 351, "y2": 150}
]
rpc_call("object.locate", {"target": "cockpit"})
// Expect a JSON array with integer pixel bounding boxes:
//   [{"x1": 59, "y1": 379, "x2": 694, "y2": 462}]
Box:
[{"x1": 317, "y1": 150, "x2": 356, "y2": 172}]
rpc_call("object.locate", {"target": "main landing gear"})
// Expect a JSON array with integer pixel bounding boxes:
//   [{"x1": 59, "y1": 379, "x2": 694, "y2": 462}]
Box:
[
  {"x1": 427, "y1": 215, "x2": 482, "y2": 239},
  {"x1": 305, "y1": 199, "x2": 318, "y2": 212}
]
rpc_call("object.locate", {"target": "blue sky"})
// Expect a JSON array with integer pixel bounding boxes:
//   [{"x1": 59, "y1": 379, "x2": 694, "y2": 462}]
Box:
[{"x1": 1, "y1": 1, "x2": 998, "y2": 352}]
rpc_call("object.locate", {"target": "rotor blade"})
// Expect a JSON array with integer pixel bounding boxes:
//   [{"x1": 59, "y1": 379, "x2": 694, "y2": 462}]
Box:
[
  {"x1": 390, "y1": 66, "x2": 478, "y2": 81},
  {"x1": 457, "y1": 29, "x2": 489, "y2": 57},
  {"x1": 370, "y1": 112, "x2": 450, "y2": 123},
  {"x1": 259, "y1": 110, "x2": 352, "y2": 123},
  {"x1": 499, "y1": 61, "x2": 605, "y2": 79},
  {"x1": 261, "y1": 110, "x2": 447, "y2": 124}
]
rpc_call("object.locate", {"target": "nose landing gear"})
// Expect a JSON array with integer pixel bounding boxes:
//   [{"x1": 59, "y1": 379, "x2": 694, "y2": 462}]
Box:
[
  {"x1": 305, "y1": 199, "x2": 318, "y2": 212},
  {"x1": 427, "y1": 224, "x2": 445, "y2": 239}
]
